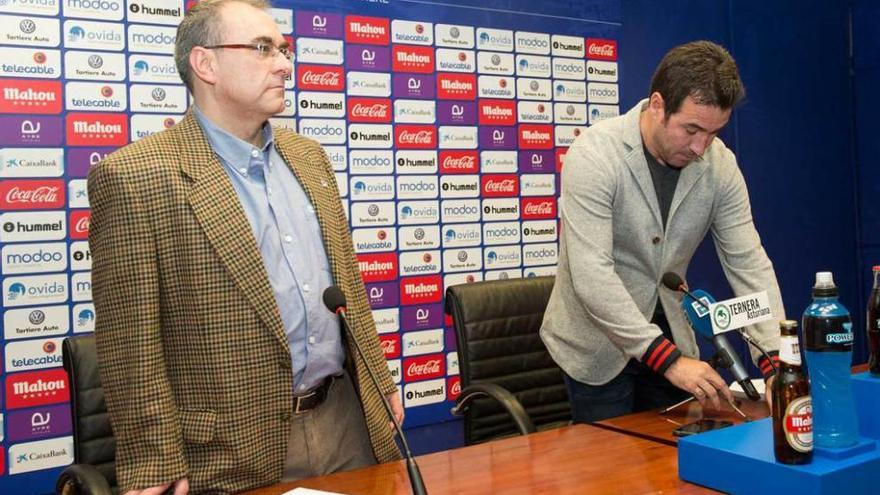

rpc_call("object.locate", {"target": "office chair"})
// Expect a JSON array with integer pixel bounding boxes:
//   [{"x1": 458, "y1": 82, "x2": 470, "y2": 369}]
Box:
[
  {"x1": 56, "y1": 335, "x2": 116, "y2": 495},
  {"x1": 445, "y1": 276, "x2": 571, "y2": 445}
]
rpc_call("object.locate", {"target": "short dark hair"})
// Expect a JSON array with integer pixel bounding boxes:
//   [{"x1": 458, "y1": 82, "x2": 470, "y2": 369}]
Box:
[{"x1": 649, "y1": 40, "x2": 745, "y2": 119}]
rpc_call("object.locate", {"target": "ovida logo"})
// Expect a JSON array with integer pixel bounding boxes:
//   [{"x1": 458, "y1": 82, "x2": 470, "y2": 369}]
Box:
[
  {"x1": 397, "y1": 201, "x2": 439, "y2": 225},
  {"x1": 476, "y1": 28, "x2": 514, "y2": 51}
]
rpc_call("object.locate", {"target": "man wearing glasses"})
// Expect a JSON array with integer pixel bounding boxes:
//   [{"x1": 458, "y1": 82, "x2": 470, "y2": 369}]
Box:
[{"x1": 88, "y1": 1, "x2": 402, "y2": 493}]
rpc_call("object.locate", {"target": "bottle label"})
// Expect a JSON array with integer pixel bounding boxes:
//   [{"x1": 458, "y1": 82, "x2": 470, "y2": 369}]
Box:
[
  {"x1": 803, "y1": 315, "x2": 853, "y2": 352},
  {"x1": 784, "y1": 396, "x2": 813, "y2": 453},
  {"x1": 779, "y1": 335, "x2": 801, "y2": 365}
]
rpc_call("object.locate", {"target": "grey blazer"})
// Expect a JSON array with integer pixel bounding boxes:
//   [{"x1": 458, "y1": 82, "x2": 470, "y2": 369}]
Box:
[{"x1": 540, "y1": 100, "x2": 784, "y2": 385}]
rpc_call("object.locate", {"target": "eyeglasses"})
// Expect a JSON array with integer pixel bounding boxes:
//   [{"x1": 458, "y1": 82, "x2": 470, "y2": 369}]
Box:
[{"x1": 202, "y1": 43, "x2": 293, "y2": 61}]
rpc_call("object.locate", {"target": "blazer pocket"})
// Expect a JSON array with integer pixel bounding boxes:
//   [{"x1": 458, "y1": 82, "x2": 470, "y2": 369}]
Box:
[{"x1": 178, "y1": 408, "x2": 216, "y2": 445}]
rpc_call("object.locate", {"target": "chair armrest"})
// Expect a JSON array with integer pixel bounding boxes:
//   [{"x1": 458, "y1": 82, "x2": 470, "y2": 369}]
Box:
[
  {"x1": 56, "y1": 463, "x2": 113, "y2": 495},
  {"x1": 451, "y1": 383, "x2": 537, "y2": 435}
]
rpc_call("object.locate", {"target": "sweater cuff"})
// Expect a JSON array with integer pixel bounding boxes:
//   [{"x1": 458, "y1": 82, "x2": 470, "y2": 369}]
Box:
[
  {"x1": 758, "y1": 351, "x2": 780, "y2": 380},
  {"x1": 642, "y1": 336, "x2": 682, "y2": 375}
]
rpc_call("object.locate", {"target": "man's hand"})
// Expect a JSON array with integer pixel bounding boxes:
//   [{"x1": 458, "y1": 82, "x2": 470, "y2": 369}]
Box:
[
  {"x1": 387, "y1": 391, "x2": 404, "y2": 432},
  {"x1": 124, "y1": 477, "x2": 189, "y2": 495},
  {"x1": 663, "y1": 356, "x2": 733, "y2": 410},
  {"x1": 764, "y1": 374, "x2": 776, "y2": 414}
]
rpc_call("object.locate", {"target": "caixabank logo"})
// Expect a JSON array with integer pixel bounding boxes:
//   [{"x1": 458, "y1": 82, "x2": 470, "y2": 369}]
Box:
[
  {"x1": 345, "y1": 15, "x2": 390, "y2": 45},
  {"x1": 65, "y1": 112, "x2": 127, "y2": 146},
  {"x1": 0, "y1": 80, "x2": 62, "y2": 114},
  {"x1": 0, "y1": 148, "x2": 64, "y2": 178},
  {"x1": 7, "y1": 436, "x2": 74, "y2": 474},
  {"x1": 372, "y1": 307, "x2": 400, "y2": 333}
]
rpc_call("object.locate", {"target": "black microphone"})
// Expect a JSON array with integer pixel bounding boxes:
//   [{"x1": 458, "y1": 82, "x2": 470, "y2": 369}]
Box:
[
  {"x1": 661, "y1": 273, "x2": 761, "y2": 401},
  {"x1": 322, "y1": 286, "x2": 428, "y2": 495}
]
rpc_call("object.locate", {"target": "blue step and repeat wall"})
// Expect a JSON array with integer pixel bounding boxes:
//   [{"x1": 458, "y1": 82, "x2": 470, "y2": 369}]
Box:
[{"x1": 0, "y1": 0, "x2": 621, "y2": 491}]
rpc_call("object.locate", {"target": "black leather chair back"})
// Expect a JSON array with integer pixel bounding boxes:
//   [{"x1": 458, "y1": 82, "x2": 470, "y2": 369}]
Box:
[
  {"x1": 445, "y1": 276, "x2": 570, "y2": 445},
  {"x1": 62, "y1": 335, "x2": 117, "y2": 493}
]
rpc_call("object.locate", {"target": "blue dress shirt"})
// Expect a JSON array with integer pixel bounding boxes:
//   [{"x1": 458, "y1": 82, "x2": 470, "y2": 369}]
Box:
[{"x1": 194, "y1": 107, "x2": 344, "y2": 394}]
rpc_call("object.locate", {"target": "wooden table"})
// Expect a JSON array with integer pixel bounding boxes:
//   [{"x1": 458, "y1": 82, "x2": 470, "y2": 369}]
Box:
[
  {"x1": 244, "y1": 424, "x2": 718, "y2": 495},
  {"x1": 594, "y1": 397, "x2": 770, "y2": 446}
]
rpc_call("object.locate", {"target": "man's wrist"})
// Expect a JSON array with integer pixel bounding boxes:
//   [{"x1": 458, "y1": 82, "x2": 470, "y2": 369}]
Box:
[{"x1": 642, "y1": 335, "x2": 682, "y2": 375}]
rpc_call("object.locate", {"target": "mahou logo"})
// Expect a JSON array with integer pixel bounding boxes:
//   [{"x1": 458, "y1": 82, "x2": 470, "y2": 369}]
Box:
[
  {"x1": 69, "y1": 210, "x2": 90, "y2": 239},
  {"x1": 357, "y1": 252, "x2": 398, "y2": 282},
  {"x1": 297, "y1": 65, "x2": 345, "y2": 92},
  {"x1": 392, "y1": 45, "x2": 434, "y2": 73},
  {"x1": 400, "y1": 274, "x2": 442, "y2": 305},
  {"x1": 0, "y1": 80, "x2": 63, "y2": 115},
  {"x1": 447, "y1": 376, "x2": 461, "y2": 400},
  {"x1": 481, "y1": 174, "x2": 519, "y2": 197},
  {"x1": 439, "y1": 150, "x2": 478, "y2": 174},
  {"x1": 518, "y1": 124, "x2": 554, "y2": 149},
  {"x1": 0, "y1": 180, "x2": 65, "y2": 210},
  {"x1": 586, "y1": 38, "x2": 618, "y2": 61},
  {"x1": 379, "y1": 333, "x2": 401, "y2": 358},
  {"x1": 395, "y1": 125, "x2": 437, "y2": 149},
  {"x1": 345, "y1": 15, "x2": 390, "y2": 45},
  {"x1": 521, "y1": 197, "x2": 557, "y2": 220},
  {"x1": 437, "y1": 73, "x2": 476, "y2": 100},
  {"x1": 6, "y1": 369, "x2": 70, "y2": 409},
  {"x1": 66, "y1": 112, "x2": 128, "y2": 146},
  {"x1": 478, "y1": 99, "x2": 516, "y2": 126},
  {"x1": 347, "y1": 97, "x2": 392, "y2": 123},
  {"x1": 403, "y1": 354, "x2": 446, "y2": 381}
]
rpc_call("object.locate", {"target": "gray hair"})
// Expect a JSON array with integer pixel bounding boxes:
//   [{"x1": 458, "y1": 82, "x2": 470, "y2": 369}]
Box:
[{"x1": 174, "y1": 0, "x2": 272, "y2": 91}]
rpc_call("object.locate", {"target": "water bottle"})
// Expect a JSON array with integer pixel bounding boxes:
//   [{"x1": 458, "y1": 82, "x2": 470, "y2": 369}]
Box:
[{"x1": 802, "y1": 271, "x2": 859, "y2": 448}]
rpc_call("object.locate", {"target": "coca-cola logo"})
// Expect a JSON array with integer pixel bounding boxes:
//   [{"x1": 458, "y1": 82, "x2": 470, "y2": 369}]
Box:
[
  {"x1": 521, "y1": 198, "x2": 557, "y2": 219},
  {"x1": 379, "y1": 334, "x2": 401, "y2": 358},
  {"x1": 348, "y1": 99, "x2": 391, "y2": 123},
  {"x1": 481, "y1": 175, "x2": 519, "y2": 197},
  {"x1": 0, "y1": 180, "x2": 65, "y2": 210},
  {"x1": 395, "y1": 125, "x2": 436, "y2": 149},
  {"x1": 447, "y1": 376, "x2": 461, "y2": 400},
  {"x1": 69, "y1": 210, "x2": 91, "y2": 239},
  {"x1": 440, "y1": 151, "x2": 478, "y2": 174},
  {"x1": 586, "y1": 38, "x2": 618, "y2": 61},
  {"x1": 297, "y1": 65, "x2": 345, "y2": 91},
  {"x1": 404, "y1": 357, "x2": 443, "y2": 380}
]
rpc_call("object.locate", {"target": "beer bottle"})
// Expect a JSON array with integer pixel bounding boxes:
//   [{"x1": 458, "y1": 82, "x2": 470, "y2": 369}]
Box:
[
  {"x1": 772, "y1": 320, "x2": 813, "y2": 464},
  {"x1": 868, "y1": 266, "x2": 880, "y2": 376}
]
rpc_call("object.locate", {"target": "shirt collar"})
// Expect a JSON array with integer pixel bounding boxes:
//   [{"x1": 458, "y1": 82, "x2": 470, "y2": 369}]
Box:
[{"x1": 193, "y1": 105, "x2": 274, "y2": 175}]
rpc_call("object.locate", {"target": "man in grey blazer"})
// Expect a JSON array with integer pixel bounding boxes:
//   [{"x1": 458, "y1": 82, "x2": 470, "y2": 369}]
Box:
[{"x1": 541, "y1": 41, "x2": 783, "y2": 422}]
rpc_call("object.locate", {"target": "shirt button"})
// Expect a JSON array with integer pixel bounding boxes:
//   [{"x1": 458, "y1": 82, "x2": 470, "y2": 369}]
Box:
[
  {"x1": 298, "y1": 384, "x2": 307, "y2": 391},
  {"x1": 239, "y1": 168, "x2": 247, "y2": 174},
  {"x1": 307, "y1": 205, "x2": 315, "y2": 213},
  {"x1": 284, "y1": 234, "x2": 293, "y2": 243},
  {"x1": 308, "y1": 336, "x2": 316, "y2": 344},
  {"x1": 303, "y1": 284, "x2": 310, "y2": 293},
  {"x1": 652, "y1": 236, "x2": 662, "y2": 245},
  {"x1": 251, "y1": 149, "x2": 259, "y2": 158},
  {"x1": 267, "y1": 186, "x2": 272, "y2": 194},
  {"x1": 321, "y1": 180, "x2": 328, "y2": 188}
]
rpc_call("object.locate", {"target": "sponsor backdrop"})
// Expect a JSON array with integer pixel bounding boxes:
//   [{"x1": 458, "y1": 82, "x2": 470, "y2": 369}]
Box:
[{"x1": 0, "y1": 0, "x2": 619, "y2": 491}]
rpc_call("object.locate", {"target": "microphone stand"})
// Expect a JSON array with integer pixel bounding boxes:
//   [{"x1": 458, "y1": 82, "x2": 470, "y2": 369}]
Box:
[{"x1": 335, "y1": 307, "x2": 428, "y2": 495}]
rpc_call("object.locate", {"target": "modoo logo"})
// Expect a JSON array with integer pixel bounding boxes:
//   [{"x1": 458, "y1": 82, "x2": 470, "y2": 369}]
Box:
[{"x1": 515, "y1": 31, "x2": 550, "y2": 54}]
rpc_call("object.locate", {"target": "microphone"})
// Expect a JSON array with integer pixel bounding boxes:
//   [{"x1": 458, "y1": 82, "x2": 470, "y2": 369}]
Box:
[
  {"x1": 322, "y1": 286, "x2": 428, "y2": 495},
  {"x1": 662, "y1": 273, "x2": 761, "y2": 401}
]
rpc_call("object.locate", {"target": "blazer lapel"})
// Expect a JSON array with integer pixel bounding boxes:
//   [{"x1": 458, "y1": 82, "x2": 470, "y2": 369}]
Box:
[
  {"x1": 621, "y1": 102, "x2": 662, "y2": 229},
  {"x1": 177, "y1": 113, "x2": 288, "y2": 351},
  {"x1": 667, "y1": 158, "x2": 709, "y2": 224}
]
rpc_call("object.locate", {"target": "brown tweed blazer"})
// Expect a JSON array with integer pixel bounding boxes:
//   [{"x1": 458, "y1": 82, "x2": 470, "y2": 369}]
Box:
[{"x1": 88, "y1": 112, "x2": 401, "y2": 494}]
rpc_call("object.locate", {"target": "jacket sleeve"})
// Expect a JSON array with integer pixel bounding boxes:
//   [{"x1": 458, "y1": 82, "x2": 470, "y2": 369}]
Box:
[
  {"x1": 88, "y1": 160, "x2": 188, "y2": 492},
  {"x1": 710, "y1": 151, "x2": 783, "y2": 378},
  {"x1": 315, "y1": 147, "x2": 397, "y2": 396},
  {"x1": 561, "y1": 142, "x2": 681, "y2": 374}
]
